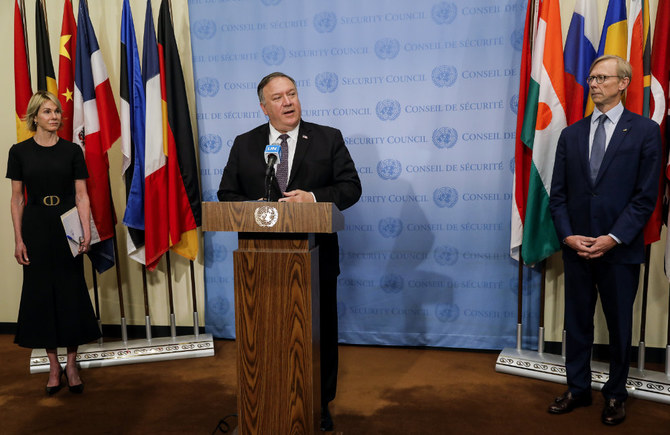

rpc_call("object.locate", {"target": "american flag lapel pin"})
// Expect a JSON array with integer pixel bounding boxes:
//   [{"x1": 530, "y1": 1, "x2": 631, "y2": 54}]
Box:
[{"x1": 302, "y1": 134, "x2": 308, "y2": 139}]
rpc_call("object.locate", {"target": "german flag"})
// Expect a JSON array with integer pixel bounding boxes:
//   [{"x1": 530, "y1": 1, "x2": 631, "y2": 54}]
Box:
[{"x1": 157, "y1": 0, "x2": 201, "y2": 263}]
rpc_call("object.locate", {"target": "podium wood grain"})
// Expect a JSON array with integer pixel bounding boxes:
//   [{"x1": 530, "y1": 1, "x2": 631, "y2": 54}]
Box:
[{"x1": 203, "y1": 202, "x2": 342, "y2": 434}]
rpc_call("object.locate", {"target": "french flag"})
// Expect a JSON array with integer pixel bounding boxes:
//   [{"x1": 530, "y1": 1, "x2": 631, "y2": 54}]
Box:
[
  {"x1": 143, "y1": 0, "x2": 169, "y2": 271},
  {"x1": 73, "y1": 0, "x2": 120, "y2": 272},
  {"x1": 563, "y1": 0, "x2": 597, "y2": 126}
]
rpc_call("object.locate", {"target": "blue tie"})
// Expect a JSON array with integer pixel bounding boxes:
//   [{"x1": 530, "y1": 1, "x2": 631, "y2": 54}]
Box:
[
  {"x1": 590, "y1": 114, "x2": 607, "y2": 182},
  {"x1": 276, "y1": 134, "x2": 289, "y2": 192}
]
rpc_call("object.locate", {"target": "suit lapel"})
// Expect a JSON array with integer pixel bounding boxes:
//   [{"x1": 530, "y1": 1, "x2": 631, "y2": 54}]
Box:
[
  {"x1": 594, "y1": 110, "x2": 633, "y2": 184},
  {"x1": 577, "y1": 116, "x2": 592, "y2": 184},
  {"x1": 289, "y1": 121, "x2": 311, "y2": 188}
]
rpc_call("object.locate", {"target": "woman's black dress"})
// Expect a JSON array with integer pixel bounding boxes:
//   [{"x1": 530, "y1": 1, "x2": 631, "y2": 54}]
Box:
[{"x1": 6, "y1": 138, "x2": 101, "y2": 349}]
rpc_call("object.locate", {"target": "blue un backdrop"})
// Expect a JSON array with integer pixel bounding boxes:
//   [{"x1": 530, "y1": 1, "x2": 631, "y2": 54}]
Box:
[{"x1": 189, "y1": 0, "x2": 542, "y2": 350}]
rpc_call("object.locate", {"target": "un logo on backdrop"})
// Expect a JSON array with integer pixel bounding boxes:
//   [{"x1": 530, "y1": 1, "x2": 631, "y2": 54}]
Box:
[
  {"x1": 433, "y1": 245, "x2": 459, "y2": 266},
  {"x1": 380, "y1": 274, "x2": 404, "y2": 294},
  {"x1": 509, "y1": 157, "x2": 515, "y2": 174},
  {"x1": 261, "y1": 0, "x2": 282, "y2": 5},
  {"x1": 432, "y1": 127, "x2": 458, "y2": 149},
  {"x1": 377, "y1": 159, "x2": 402, "y2": 180},
  {"x1": 433, "y1": 186, "x2": 458, "y2": 208},
  {"x1": 510, "y1": 94, "x2": 519, "y2": 115},
  {"x1": 192, "y1": 19, "x2": 216, "y2": 40},
  {"x1": 374, "y1": 38, "x2": 400, "y2": 60},
  {"x1": 196, "y1": 77, "x2": 220, "y2": 97},
  {"x1": 431, "y1": 2, "x2": 457, "y2": 25},
  {"x1": 262, "y1": 45, "x2": 285, "y2": 65},
  {"x1": 315, "y1": 72, "x2": 338, "y2": 93},
  {"x1": 205, "y1": 242, "x2": 228, "y2": 264},
  {"x1": 202, "y1": 189, "x2": 218, "y2": 202},
  {"x1": 431, "y1": 65, "x2": 457, "y2": 87},
  {"x1": 210, "y1": 297, "x2": 230, "y2": 317},
  {"x1": 435, "y1": 303, "x2": 459, "y2": 322},
  {"x1": 376, "y1": 99, "x2": 401, "y2": 121},
  {"x1": 314, "y1": 11, "x2": 337, "y2": 33},
  {"x1": 511, "y1": 28, "x2": 524, "y2": 51},
  {"x1": 378, "y1": 217, "x2": 403, "y2": 238},
  {"x1": 199, "y1": 134, "x2": 223, "y2": 154}
]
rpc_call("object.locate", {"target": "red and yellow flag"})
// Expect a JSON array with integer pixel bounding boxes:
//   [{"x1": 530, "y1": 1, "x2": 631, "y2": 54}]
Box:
[
  {"x1": 14, "y1": 0, "x2": 32, "y2": 142},
  {"x1": 58, "y1": 0, "x2": 76, "y2": 141}
]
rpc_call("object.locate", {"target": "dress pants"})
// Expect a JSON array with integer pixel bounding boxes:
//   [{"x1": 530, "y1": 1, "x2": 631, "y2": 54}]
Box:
[{"x1": 563, "y1": 257, "x2": 639, "y2": 401}]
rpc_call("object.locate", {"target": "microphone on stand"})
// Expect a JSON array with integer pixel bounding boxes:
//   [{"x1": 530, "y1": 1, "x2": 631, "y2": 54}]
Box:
[{"x1": 264, "y1": 143, "x2": 282, "y2": 201}]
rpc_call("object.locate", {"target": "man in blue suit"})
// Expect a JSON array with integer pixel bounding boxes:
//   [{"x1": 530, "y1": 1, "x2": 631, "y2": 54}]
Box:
[{"x1": 548, "y1": 55, "x2": 661, "y2": 425}]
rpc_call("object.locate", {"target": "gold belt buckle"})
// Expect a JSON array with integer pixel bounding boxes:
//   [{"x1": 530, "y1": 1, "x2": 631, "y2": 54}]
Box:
[{"x1": 43, "y1": 195, "x2": 60, "y2": 206}]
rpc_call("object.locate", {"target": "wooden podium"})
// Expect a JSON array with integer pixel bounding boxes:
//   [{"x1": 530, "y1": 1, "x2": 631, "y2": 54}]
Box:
[{"x1": 203, "y1": 201, "x2": 344, "y2": 434}]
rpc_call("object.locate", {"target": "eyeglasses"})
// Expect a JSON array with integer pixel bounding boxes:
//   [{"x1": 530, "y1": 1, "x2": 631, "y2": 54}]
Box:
[{"x1": 586, "y1": 75, "x2": 619, "y2": 84}]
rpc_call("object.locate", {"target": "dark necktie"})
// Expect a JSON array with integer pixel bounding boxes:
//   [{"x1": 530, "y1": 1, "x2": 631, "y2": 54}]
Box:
[
  {"x1": 276, "y1": 134, "x2": 289, "y2": 192},
  {"x1": 590, "y1": 114, "x2": 607, "y2": 182}
]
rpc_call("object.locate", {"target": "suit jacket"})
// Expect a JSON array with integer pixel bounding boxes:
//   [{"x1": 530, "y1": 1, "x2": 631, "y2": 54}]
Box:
[
  {"x1": 549, "y1": 109, "x2": 662, "y2": 264},
  {"x1": 217, "y1": 120, "x2": 362, "y2": 276}
]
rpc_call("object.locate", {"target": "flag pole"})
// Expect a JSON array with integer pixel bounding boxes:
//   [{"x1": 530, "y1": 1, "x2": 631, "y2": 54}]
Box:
[
  {"x1": 190, "y1": 260, "x2": 199, "y2": 337},
  {"x1": 637, "y1": 245, "x2": 652, "y2": 370},
  {"x1": 142, "y1": 266, "x2": 152, "y2": 340},
  {"x1": 20, "y1": 0, "x2": 31, "y2": 77},
  {"x1": 665, "y1": 282, "x2": 670, "y2": 375},
  {"x1": 516, "y1": 252, "x2": 523, "y2": 350},
  {"x1": 166, "y1": 252, "x2": 177, "y2": 338},
  {"x1": 111, "y1": 227, "x2": 128, "y2": 344},
  {"x1": 91, "y1": 266, "x2": 102, "y2": 345},
  {"x1": 538, "y1": 261, "x2": 546, "y2": 354}
]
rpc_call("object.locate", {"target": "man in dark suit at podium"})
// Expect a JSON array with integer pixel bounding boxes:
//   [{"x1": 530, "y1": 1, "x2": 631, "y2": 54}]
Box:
[
  {"x1": 548, "y1": 55, "x2": 661, "y2": 425},
  {"x1": 217, "y1": 71, "x2": 361, "y2": 431}
]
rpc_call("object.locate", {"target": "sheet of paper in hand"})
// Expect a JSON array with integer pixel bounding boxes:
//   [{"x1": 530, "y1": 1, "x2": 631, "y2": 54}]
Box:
[{"x1": 60, "y1": 207, "x2": 102, "y2": 257}]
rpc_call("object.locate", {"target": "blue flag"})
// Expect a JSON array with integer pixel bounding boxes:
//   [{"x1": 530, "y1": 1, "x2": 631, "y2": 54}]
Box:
[{"x1": 120, "y1": 0, "x2": 147, "y2": 264}]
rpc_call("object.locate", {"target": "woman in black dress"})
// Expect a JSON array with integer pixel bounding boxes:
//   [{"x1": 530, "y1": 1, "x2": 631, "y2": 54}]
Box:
[{"x1": 7, "y1": 91, "x2": 101, "y2": 395}]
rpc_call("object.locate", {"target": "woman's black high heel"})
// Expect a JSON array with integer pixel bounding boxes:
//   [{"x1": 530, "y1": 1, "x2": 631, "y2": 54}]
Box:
[
  {"x1": 45, "y1": 369, "x2": 63, "y2": 396},
  {"x1": 63, "y1": 369, "x2": 84, "y2": 394}
]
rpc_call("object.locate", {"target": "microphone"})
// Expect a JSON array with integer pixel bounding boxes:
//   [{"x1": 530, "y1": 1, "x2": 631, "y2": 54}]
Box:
[{"x1": 264, "y1": 143, "x2": 281, "y2": 177}]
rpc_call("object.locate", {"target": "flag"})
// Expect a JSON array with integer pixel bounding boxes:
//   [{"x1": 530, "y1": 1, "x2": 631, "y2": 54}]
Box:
[
  {"x1": 157, "y1": 0, "x2": 201, "y2": 263},
  {"x1": 35, "y1": 0, "x2": 57, "y2": 96},
  {"x1": 73, "y1": 0, "x2": 121, "y2": 273},
  {"x1": 563, "y1": 0, "x2": 598, "y2": 125},
  {"x1": 510, "y1": 0, "x2": 536, "y2": 261},
  {"x1": 14, "y1": 0, "x2": 32, "y2": 142},
  {"x1": 143, "y1": 0, "x2": 168, "y2": 270},
  {"x1": 628, "y1": 0, "x2": 660, "y2": 244},
  {"x1": 57, "y1": 0, "x2": 76, "y2": 141},
  {"x1": 518, "y1": 0, "x2": 566, "y2": 265},
  {"x1": 597, "y1": 0, "x2": 627, "y2": 57},
  {"x1": 585, "y1": 0, "x2": 628, "y2": 116},
  {"x1": 650, "y1": 1, "x2": 670, "y2": 277},
  {"x1": 121, "y1": 0, "x2": 146, "y2": 264},
  {"x1": 626, "y1": 0, "x2": 651, "y2": 117}
]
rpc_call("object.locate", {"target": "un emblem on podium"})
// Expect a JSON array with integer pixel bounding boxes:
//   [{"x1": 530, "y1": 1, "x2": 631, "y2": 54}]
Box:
[{"x1": 254, "y1": 206, "x2": 279, "y2": 227}]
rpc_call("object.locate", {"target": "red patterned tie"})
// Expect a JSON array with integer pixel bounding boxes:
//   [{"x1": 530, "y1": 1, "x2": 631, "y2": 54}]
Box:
[{"x1": 276, "y1": 134, "x2": 289, "y2": 192}]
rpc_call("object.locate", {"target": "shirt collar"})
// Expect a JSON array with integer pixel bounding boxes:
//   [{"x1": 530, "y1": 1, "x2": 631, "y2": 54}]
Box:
[
  {"x1": 592, "y1": 101, "x2": 624, "y2": 125},
  {"x1": 269, "y1": 122, "x2": 300, "y2": 144}
]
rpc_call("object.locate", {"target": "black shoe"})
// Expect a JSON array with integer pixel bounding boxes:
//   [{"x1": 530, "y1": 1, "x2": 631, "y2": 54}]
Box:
[
  {"x1": 602, "y1": 398, "x2": 625, "y2": 425},
  {"x1": 548, "y1": 391, "x2": 592, "y2": 414},
  {"x1": 63, "y1": 369, "x2": 84, "y2": 394},
  {"x1": 45, "y1": 369, "x2": 63, "y2": 396},
  {"x1": 320, "y1": 405, "x2": 334, "y2": 431}
]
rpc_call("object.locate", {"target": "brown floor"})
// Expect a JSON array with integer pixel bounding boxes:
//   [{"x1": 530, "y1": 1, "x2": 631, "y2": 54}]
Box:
[{"x1": 0, "y1": 334, "x2": 668, "y2": 434}]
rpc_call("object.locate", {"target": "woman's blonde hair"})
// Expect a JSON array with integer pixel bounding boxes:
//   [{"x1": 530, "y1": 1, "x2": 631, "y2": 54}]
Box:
[{"x1": 23, "y1": 91, "x2": 62, "y2": 132}]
